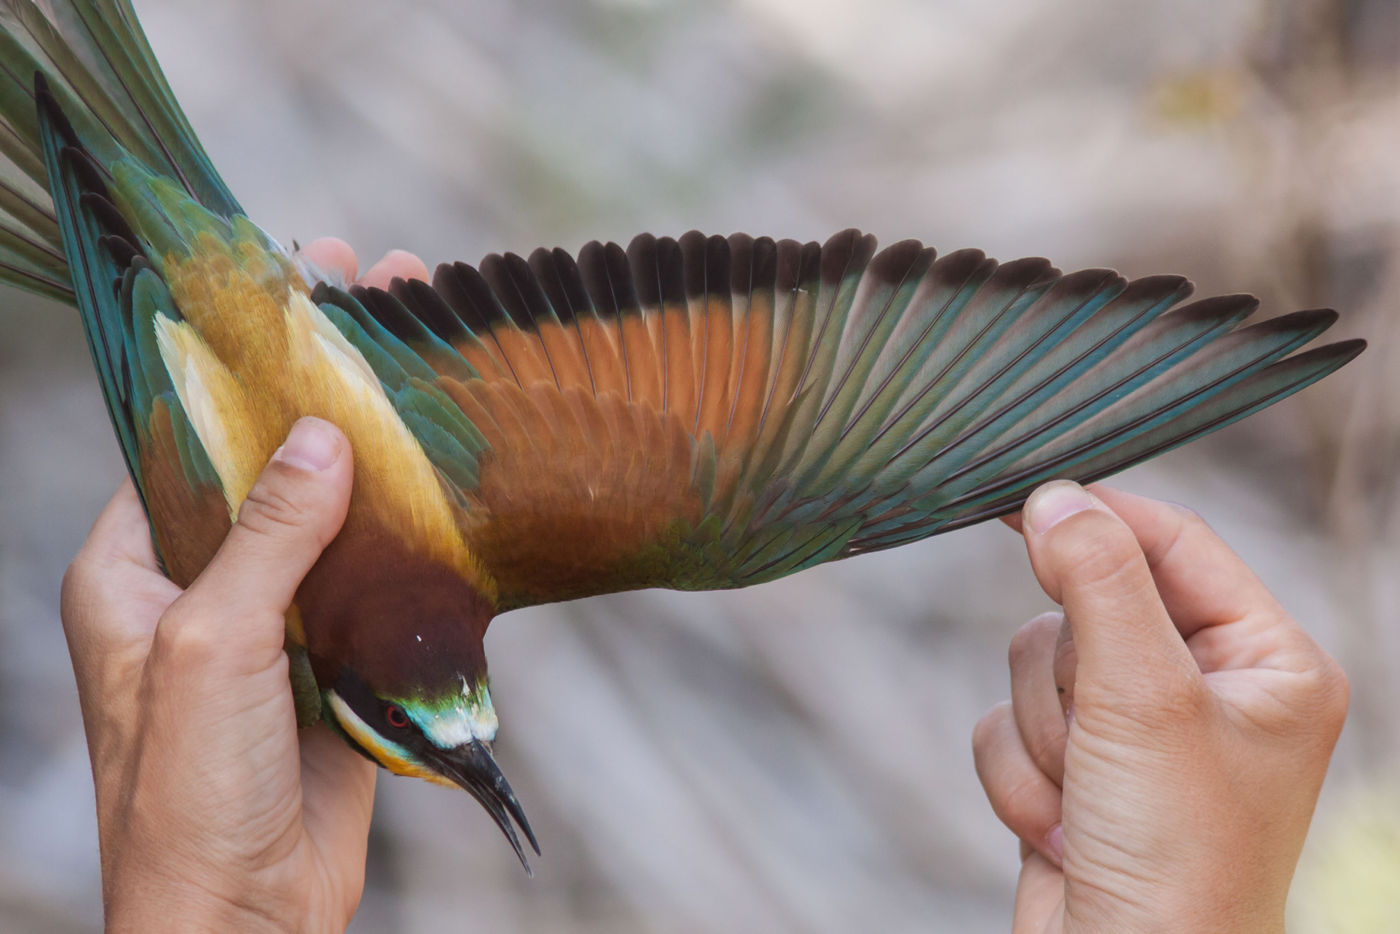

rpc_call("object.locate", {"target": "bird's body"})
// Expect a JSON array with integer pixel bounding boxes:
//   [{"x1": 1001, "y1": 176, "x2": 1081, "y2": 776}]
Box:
[{"x1": 0, "y1": 0, "x2": 1363, "y2": 868}]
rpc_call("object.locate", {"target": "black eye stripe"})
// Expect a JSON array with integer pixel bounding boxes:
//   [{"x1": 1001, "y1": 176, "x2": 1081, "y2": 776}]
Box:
[{"x1": 331, "y1": 667, "x2": 438, "y2": 758}]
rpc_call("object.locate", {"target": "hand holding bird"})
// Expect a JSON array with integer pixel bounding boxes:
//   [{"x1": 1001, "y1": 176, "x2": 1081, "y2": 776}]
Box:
[
  {"x1": 57, "y1": 242, "x2": 420, "y2": 931},
  {"x1": 65, "y1": 428, "x2": 1346, "y2": 930},
  {"x1": 4, "y1": 0, "x2": 1363, "y2": 874},
  {"x1": 973, "y1": 483, "x2": 1348, "y2": 932}
]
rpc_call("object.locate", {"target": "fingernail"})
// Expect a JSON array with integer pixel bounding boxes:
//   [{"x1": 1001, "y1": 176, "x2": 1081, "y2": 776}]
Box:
[
  {"x1": 273, "y1": 417, "x2": 341, "y2": 472},
  {"x1": 1047, "y1": 824, "x2": 1063, "y2": 862},
  {"x1": 1026, "y1": 482, "x2": 1095, "y2": 534}
]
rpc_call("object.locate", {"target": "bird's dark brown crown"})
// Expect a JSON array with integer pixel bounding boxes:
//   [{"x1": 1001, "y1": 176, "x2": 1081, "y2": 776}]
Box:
[{"x1": 296, "y1": 525, "x2": 496, "y2": 697}]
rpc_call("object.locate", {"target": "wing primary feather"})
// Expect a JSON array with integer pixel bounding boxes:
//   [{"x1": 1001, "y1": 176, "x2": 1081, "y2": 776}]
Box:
[
  {"x1": 429, "y1": 263, "x2": 523, "y2": 387},
  {"x1": 605, "y1": 239, "x2": 659, "y2": 403},
  {"x1": 579, "y1": 240, "x2": 634, "y2": 401},
  {"x1": 528, "y1": 245, "x2": 598, "y2": 395},
  {"x1": 350, "y1": 284, "x2": 479, "y2": 383},
  {"x1": 795, "y1": 229, "x2": 861, "y2": 398},
  {"x1": 879, "y1": 259, "x2": 1077, "y2": 469},
  {"x1": 723, "y1": 232, "x2": 755, "y2": 441},
  {"x1": 906, "y1": 275, "x2": 1196, "y2": 481},
  {"x1": 866, "y1": 337, "x2": 1365, "y2": 544},
  {"x1": 750, "y1": 239, "x2": 819, "y2": 460},
  {"x1": 840, "y1": 249, "x2": 996, "y2": 448},
  {"x1": 392, "y1": 277, "x2": 466, "y2": 343},
  {"x1": 939, "y1": 309, "x2": 1341, "y2": 506},
  {"x1": 338, "y1": 228, "x2": 1360, "y2": 606},
  {"x1": 814, "y1": 238, "x2": 929, "y2": 429},
  {"x1": 479, "y1": 252, "x2": 563, "y2": 391},
  {"x1": 97, "y1": 232, "x2": 138, "y2": 267},
  {"x1": 693, "y1": 233, "x2": 735, "y2": 440},
  {"x1": 626, "y1": 233, "x2": 667, "y2": 410},
  {"x1": 78, "y1": 189, "x2": 141, "y2": 248},
  {"x1": 932, "y1": 293, "x2": 1263, "y2": 489}
]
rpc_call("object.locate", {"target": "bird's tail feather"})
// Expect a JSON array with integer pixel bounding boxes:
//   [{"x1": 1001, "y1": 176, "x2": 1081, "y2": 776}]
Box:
[{"x1": 0, "y1": 0, "x2": 238, "y2": 302}]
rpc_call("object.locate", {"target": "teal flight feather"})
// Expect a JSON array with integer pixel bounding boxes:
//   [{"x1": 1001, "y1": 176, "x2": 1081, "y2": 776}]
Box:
[{"x1": 0, "y1": 0, "x2": 1366, "y2": 871}]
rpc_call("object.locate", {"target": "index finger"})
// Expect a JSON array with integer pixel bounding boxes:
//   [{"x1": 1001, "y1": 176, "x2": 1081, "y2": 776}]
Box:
[
  {"x1": 1087, "y1": 486, "x2": 1284, "y2": 635},
  {"x1": 1088, "y1": 485, "x2": 1329, "y2": 677},
  {"x1": 1009, "y1": 484, "x2": 1286, "y2": 639},
  {"x1": 78, "y1": 479, "x2": 162, "y2": 573},
  {"x1": 61, "y1": 480, "x2": 181, "y2": 702}
]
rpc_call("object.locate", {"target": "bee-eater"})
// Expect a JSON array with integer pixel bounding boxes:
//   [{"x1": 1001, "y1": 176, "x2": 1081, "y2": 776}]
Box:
[{"x1": 0, "y1": 1, "x2": 1364, "y2": 870}]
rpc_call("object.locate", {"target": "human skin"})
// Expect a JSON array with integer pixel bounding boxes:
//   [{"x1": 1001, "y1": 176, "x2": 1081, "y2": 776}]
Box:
[
  {"x1": 58, "y1": 242, "x2": 422, "y2": 932},
  {"x1": 972, "y1": 481, "x2": 1349, "y2": 933},
  {"x1": 60, "y1": 243, "x2": 1346, "y2": 932}
]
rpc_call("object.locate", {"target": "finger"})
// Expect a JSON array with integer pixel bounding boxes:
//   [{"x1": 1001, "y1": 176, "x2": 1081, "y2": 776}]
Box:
[
  {"x1": 1087, "y1": 486, "x2": 1282, "y2": 631},
  {"x1": 1019, "y1": 481, "x2": 1202, "y2": 704},
  {"x1": 77, "y1": 479, "x2": 162, "y2": 572},
  {"x1": 299, "y1": 237, "x2": 359, "y2": 284},
  {"x1": 61, "y1": 482, "x2": 184, "y2": 735},
  {"x1": 1012, "y1": 852, "x2": 1065, "y2": 934},
  {"x1": 171, "y1": 418, "x2": 352, "y2": 661},
  {"x1": 1009, "y1": 612, "x2": 1070, "y2": 786},
  {"x1": 61, "y1": 481, "x2": 180, "y2": 669},
  {"x1": 360, "y1": 249, "x2": 430, "y2": 290},
  {"x1": 972, "y1": 701, "x2": 1064, "y2": 867},
  {"x1": 1052, "y1": 618, "x2": 1077, "y2": 720},
  {"x1": 1000, "y1": 513, "x2": 1024, "y2": 533},
  {"x1": 1084, "y1": 487, "x2": 1322, "y2": 675}
]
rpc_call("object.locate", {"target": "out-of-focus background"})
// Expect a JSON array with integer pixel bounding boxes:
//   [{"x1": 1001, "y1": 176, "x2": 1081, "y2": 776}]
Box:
[{"x1": 2, "y1": 0, "x2": 1398, "y2": 930}]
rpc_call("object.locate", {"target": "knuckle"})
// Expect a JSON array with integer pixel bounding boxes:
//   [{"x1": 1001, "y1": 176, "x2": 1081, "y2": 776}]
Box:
[
  {"x1": 1140, "y1": 504, "x2": 1193, "y2": 567},
  {"x1": 1300, "y1": 656, "x2": 1350, "y2": 733},
  {"x1": 971, "y1": 701, "x2": 1012, "y2": 757},
  {"x1": 1115, "y1": 672, "x2": 1209, "y2": 732},
  {"x1": 1172, "y1": 502, "x2": 1210, "y2": 536},
  {"x1": 1156, "y1": 666, "x2": 1210, "y2": 719},
  {"x1": 1064, "y1": 526, "x2": 1142, "y2": 585},
  {"x1": 1056, "y1": 518, "x2": 1142, "y2": 592},
  {"x1": 1077, "y1": 650, "x2": 1207, "y2": 730},
  {"x1": 996, "y1": 771, "x2": 1055, "y2": 834},
  {"x1": 1025, "y1": 726, "x2": 1066, "y2": 772},
  {"x1": 60, "y1": 556, "x2": 97, "y2": 615},
  {"x1": 236, "y1": 474, "x2": 313, "y2": 540},
  {"x1": 151, "y1": 611, "x2": 223, "y2": 667},
  {"x1": 1008, "y1": 613, "x2": 1059, "y2": 669}
]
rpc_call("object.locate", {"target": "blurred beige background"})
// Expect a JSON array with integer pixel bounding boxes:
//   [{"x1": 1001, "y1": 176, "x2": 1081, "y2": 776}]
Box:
[{"x1": 2, "y1": 0, "x2": 1397, "y2": 931}]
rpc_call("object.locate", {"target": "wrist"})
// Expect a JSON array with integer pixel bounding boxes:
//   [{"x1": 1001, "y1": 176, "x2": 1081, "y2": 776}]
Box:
[
  {"x1": 104, "y1": 860, "x2": 296, "y2": 934},
  {"x1": 1063, "y1": 873, "x2": 1287, "y2": 934}
]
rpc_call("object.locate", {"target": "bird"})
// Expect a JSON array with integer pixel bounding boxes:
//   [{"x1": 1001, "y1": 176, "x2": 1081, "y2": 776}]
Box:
[{"x1": 0, "y1": 1, "x2": 1364, "y2": 871}]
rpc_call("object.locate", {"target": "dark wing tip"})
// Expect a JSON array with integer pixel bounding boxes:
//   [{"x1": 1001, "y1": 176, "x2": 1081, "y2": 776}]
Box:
[
  {"x1": 1249, "y1": 307, "x2": 1340, "y2": 340},
  {"x1": 1302, "y1": 336, "x2": 1366, "y2": 365},
  {"x1": 1171, "y1": 292, "x2": 1261, "y2": 325},
  {"x1": 1117, "y1": 274, "x2": 1195, "y2": 308}
]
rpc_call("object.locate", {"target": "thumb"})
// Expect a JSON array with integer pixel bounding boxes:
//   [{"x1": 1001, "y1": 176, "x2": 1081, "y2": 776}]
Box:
[
  {"x1": 1019, "y1": 480, "x2": 1202, "y2": 709},
  {"x1": 172, "y1": 417, "x2": 353, "y2": 661}
]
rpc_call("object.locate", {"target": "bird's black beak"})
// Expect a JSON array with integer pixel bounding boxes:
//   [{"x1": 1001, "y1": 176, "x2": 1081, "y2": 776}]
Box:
[{"x1": 434, "y1": 739, "x2": 540, "y2": 874}]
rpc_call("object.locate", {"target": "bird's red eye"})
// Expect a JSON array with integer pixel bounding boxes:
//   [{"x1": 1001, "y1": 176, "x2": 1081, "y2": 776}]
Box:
[{"x1": 385, "y1": 705, "x2": 409, "y2": 729}]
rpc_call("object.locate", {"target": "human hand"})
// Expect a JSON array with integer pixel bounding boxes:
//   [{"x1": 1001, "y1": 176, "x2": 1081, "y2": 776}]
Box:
[
  {"x1": 59, "y1": 242, "x2": 424, "y2": 933},
  {"x1": 971, "y1": 481, "x2": 1348, "y2": 933},
  {"x1": 296, "y1": 237, "x2": 429, "y2": 291}
]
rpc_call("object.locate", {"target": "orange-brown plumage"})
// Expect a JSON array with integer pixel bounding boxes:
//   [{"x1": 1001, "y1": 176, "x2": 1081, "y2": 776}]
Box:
[
  {"x1": 3, "y1": 9, "x2": 1364, "y2": 869},
  {"x1": 138, "y1": 399, "x2": 231, "y2": 587},
  {"x1": 446, "y1": 380, "x2": 704, "y2": 606}
]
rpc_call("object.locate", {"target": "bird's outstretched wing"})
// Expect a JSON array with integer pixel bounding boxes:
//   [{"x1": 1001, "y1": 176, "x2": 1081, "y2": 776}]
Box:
[{"x1": 311, "y1": 230, "x2": 1361, "y2": 611}]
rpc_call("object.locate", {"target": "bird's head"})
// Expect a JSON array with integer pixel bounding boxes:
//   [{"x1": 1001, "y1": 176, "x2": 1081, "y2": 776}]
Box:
[{"x1": 298, "y1": 544, "x2": 539, "y2": 870}]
